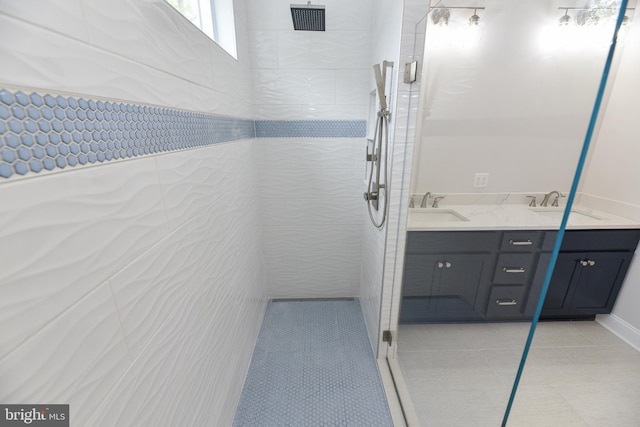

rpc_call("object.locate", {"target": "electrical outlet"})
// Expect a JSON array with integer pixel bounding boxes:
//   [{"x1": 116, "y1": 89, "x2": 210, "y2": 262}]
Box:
[{"x1": 473, "y1": 173, "x2": 489, "y2": 188}]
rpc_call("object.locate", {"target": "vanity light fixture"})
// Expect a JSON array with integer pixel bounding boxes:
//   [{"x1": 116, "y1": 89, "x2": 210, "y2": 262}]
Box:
[
  {"x1": 469, "y1": 9, "x2": 480, "y2": 26},
  {"x1": 431, "y1": 8, "x2": 451, "y2": 25},
  {"x1": 558, "y1": 6, "x2": 634, "y2": 26},
  {"x1": 430, "y1": 6, "x2": 485, "y2": 26}
]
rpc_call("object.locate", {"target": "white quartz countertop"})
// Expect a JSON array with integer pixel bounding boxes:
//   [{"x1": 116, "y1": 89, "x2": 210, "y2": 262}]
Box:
[{"x1": 407, "y1": 204, "x2": 640, "y2": 231}]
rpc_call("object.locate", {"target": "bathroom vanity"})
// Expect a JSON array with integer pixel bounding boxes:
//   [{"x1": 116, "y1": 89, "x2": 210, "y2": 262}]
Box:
[{"x1": 400, "y1": 203, "x2": 640, "y2": 323}]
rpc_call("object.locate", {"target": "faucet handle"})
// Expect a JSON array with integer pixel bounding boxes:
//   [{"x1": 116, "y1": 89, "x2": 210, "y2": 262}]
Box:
[
  {"x1": 551, "y1": 193, "x2": 565, "y2": 207},
  {"x1": 409, "y1": 197, "x2": 415, "y2": 208},
  {"x1": 526, "y1": 196, "x2": 536, "y2": 207},
  {"x1": 432, "y1": 195, "x2": 446, "y2": 208}
]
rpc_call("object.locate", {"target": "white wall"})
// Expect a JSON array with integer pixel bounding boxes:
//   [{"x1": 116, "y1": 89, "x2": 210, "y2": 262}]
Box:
[
  {"x1": 246, "y1": 0, "x2": 371, "y2": 298},
  {"x1": 581, "y1": 19, "x2": 640, "y2": 347},
  {"x1": 0, "y1": 0, "x2": 266, "y2": 425},
  {"x1": 410, "y1": 0, "x2": 618, "y2": 195}
]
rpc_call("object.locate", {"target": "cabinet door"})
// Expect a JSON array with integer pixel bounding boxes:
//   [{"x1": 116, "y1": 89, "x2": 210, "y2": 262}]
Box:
[
  {"x1": 569, "y1": 251, "x2": 633, "y2": 313},
  {"x1": 400, "y1": 253, "x2": 491, "y2": 322},
  {"x1": 436, "y1": 253, "x2": 491, "y2": 321},
  {"x1": 540, "y1": 253, "x2": 583, "y2": 317},
  {"x1": 399, "y1": 255, "x2": 441, "y2": 322}
]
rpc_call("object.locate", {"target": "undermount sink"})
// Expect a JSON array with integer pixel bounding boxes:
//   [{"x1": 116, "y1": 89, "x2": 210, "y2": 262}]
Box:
[
  {"x1": 528, "y1": 207, "x2": 604, "y2": 221},
  {"x1": 409, "y1": 208, "x2": 470, "y2": 222}
]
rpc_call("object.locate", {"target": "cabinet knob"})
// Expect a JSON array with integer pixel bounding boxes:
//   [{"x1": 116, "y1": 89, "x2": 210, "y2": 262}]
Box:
[
  {"x1": 588, "y1": 260, "x2": 596, "y2": 267},
  {"x1": 445, "y1": 262, "x2": 452, "y2": 268},
  {"x1": 580, "y1": 260, "x2": 589, "y2": 267},
  {"x1": 437, "y1": 261, "x2": 444, "y2": 268}
]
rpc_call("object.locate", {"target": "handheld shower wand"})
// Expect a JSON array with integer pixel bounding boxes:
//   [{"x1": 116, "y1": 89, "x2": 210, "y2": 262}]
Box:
[{"x1": 364, "y1": 61, "x2": 393, "y2": 229}]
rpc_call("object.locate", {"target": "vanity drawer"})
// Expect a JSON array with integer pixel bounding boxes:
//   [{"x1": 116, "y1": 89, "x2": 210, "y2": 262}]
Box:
[
  {"x1": 500, "y1": 231, "x2": 542, "y2": 251},
  {"x1": 486, "y1": 285, "x2": 525, "y2": 318},
  {"x1": 493, "y1": 253, "x2": 534, "y2": 284},
  {"x1": 406, "y1": 231, "x2": 500, "y2": 253}
]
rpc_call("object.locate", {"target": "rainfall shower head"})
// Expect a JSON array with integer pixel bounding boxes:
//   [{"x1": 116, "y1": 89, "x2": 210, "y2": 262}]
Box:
[{"x1": 290, "y1": 2, "x2": 325, "y2": 31}]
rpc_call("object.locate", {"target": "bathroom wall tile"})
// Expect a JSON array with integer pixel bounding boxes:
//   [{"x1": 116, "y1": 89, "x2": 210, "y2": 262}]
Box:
[
  {"x1": 253, "y1": 104, "x2": 303, "y2": 120},
  {"x1": 335, "y1": 70, "x2": 371, "y2": 106},
  {"x1": 0, "y1": 15, "x2": 192, "y2": 110},
  {"x1": 89, "y1": 142, "x2": 266, "y2": 425},
  {"x1": 261, "y1": 138, "x2": 358, "y2": 170},
  {"x1": 299, "y1": 104, "x2": 369, "y2": 120},
  {"x1": 249, "y1": 31, "x2": 279, "y2": 69},
  {"x1": 0, "y1": 157, "x2": 167, "y2": 358},
  {"x1": 0, "y1": 282, "x2": 130, "y2": 427},
  {"x1": 82, "y1": 0, "x2": 215, "y2": 88},
  {"x1": 187, "y1": 83, "x2": 252, "y2": 118},
  {"x1": 285, "y1": 197, "x2": 362, "y2": 226},
  {"x1": 263, "y1": 225, "x2": 346, "y2": 254},
  {"x1": 258, "y1": 167, "x2": 323, "y2": 199},
  {"x1": 245, "y1": 0, "x2": 294, "y2": 31},
  {"x1": 0, "y1": 0, "x2": 89, "y2": 41},
  {"x1": 252, "y1": 69, "x2": 336, "y2": 106},
  {"x1": 324, "y1": 0, "x2": 373, "y2": 31},
  {"x1": 107, "y1": 226, "x2": 202, "y2": 358},
  {"x1": 155, "y1": 144, "x2": 233, "y2": 231},
  {"x1": 277, "y1": 31, "x2": 371, "y2": 70},
  {"x1": 260, "y1": 198, "x2": 288, "y2": 225}
]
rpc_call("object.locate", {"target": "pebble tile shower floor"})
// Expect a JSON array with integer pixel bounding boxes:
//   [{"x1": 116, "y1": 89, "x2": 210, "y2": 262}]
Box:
[{"x1": 233, "y1": 299, "x2": 393, "y2": 426}]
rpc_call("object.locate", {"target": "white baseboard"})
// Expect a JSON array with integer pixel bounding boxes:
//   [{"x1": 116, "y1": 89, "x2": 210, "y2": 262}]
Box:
[{"x1": 596, "y1": 314, "x2": 640, "y2": 352}]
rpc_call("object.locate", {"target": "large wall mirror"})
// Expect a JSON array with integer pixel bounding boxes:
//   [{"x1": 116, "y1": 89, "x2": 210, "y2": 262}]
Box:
[{"x1": 388, "y1": 1, "x2": 640, "y2": 425}]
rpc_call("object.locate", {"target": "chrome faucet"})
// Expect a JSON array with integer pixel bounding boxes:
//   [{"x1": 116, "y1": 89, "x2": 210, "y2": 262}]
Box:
[
  {"x1": 541, "y1": 190, "x2": 562, "y2": 207},
  {"x1": 432, "y1": 195, "x2": 445, "y2": 208},
  {"x1": 420, "y1": 192, "x2": 433, "y2": 208}
]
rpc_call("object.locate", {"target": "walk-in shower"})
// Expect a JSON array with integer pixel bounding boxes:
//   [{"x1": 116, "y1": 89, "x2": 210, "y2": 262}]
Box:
[{"x1": 364, "y1": 61, "x2": 393, "y2": 228}]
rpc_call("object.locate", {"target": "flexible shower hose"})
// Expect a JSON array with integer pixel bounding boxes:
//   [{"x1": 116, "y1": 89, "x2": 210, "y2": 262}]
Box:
[{"x1": 366, "y1": 109, "x2": 390, "y2": 229}]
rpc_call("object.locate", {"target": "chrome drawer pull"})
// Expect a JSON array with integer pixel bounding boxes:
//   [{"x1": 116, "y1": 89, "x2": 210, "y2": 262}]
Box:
[
  {"x1": 496, "y1": 299, "x2": 518, "y2": 306},
  {"x1": 503, "y1": 267, "x2": 526, "y2": 273},
  {"x1": 509, "y1": 239, "x2": 533, "y2": 246}
]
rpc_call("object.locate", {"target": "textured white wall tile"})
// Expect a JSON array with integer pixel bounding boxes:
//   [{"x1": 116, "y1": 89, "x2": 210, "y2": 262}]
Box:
[
  {"x1": 245, "y1": 0, "x2": 297, "y2": 31},
  {"x1": 277, "y1": 32, "x2": 371, "y2": 70},
  {"x1": 253, "y1": 69, "x2": 336, "y2": 105},
  {"x1": 0, "y1": 14, "x2": 192, "y2": 110},
  {"x1": 249, "y1": 31, "x2": 279, "y2": 69},
  {"x1": 82, "y1": 0, "x2": 215, "y2": 88},
  {"x1": 324, "y1": 0, "x2": 374, "y2": 31},
  {"x1": 0, "y1": 0, "x2": 89, "y2": 41},
  {"x1": 155, "y1": 145, "x2": 231, "y2": 231},
  {"x1": 0, "y1": 158, "x2": 167, "y2": 358},
  {"x1": 108, "y1": 226, "x2": 201, "y2": 358},
  {"x1": 0, "y1": 282, "x2": 130, "y2": 427},
  {"x1": 335, "y1": 70, "x2": 372, "y2": 106}
]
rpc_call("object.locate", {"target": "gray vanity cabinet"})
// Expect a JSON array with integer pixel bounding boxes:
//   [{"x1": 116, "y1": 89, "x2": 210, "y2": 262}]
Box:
[
  {"x1": 400, "y1": 232, "x2": 497, "y2": 323},
  {"x1": 537, "y1": 230, "x2": 640, "y2": 319},
  {"x1": 401, "y1": 228, "x2": 640, "y2": 323}
]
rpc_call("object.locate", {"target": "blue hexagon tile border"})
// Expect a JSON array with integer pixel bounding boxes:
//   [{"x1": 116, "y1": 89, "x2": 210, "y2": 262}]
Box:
[
  {"x1": 0, "y1": 88, "x2": 367, "y2": 181},
  {"x1": 255, "y1": 120, "x2": 366, "y2": 138}
]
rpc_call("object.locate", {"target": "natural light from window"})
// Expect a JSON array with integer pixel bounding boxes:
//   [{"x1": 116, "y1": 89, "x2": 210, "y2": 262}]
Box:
[{"x1": 166, "y1": 0, "x2": 237, "y2": 59}]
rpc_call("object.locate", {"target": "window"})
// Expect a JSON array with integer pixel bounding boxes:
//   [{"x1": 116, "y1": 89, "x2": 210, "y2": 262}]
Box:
[{"x1": 166, "y1": 0, "x2": 237, "y2": 58}]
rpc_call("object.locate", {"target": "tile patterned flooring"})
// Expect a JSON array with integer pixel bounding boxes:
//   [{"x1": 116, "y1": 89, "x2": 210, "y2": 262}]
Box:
[
  {"x1": 397, "y1": 321, "x2": 640, "y2": 426},
  {"x1": 233, "y1": 299, "x2": 393, "y2": 426}
]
